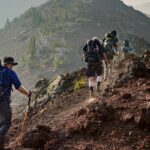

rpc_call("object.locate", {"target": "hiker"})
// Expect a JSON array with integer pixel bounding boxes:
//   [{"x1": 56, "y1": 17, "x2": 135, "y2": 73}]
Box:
[
  {"x1": 83, "y1": 37, "x2": 108, "y2": 97},
  {"x1": 111, "y1": 30, "x2": 120, "y2": 64},
  {"x1": 111, "y1": 30, "x2": 119, "y2": 51},
  {"x1": 102, "y1": 32, "x2": 117, "y2": 81},
  {"x1": 0, "y1": 57, "x2": 31, "y2": 149},
  {"x1": 121, "y1": 40, "x2": 133, "y2": 59}
]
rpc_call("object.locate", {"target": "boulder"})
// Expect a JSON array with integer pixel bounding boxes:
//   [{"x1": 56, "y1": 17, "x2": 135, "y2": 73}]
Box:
[
  {"x1": 135, "y1": 102, "x2": 150, "y2": 129},
  {"x1": 121, "y1": 112, "x2": 133, "y2": 123},
  {"x1": 122, "y1": 93, "x2": 132, "y2": 99},
  {"x1": 47, "y1": 75, "x2": 63, "y2": 96},
  {"x1": 128, "y1": 59, "x2": 149, "y2": 77},
  {"x1": 22, "y1": 125, "x2": 52, "y2": 148}
]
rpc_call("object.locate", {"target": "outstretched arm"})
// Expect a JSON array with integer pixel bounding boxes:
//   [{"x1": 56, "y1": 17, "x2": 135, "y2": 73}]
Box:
[
  {"x1": 18, "y1": 85, "x2": 31, "y2": 97},
  {"x1": 11, "y1": 71, "x2": 31, "y2": 97}
]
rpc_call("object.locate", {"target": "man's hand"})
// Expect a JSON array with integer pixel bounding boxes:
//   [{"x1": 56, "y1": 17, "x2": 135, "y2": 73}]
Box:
[
  {"x1": 18, "y1": 86, "x2": 32, "y2": 97},
  {"x1": 27, "y1": 91, "x2": 32, "y2": 98}
]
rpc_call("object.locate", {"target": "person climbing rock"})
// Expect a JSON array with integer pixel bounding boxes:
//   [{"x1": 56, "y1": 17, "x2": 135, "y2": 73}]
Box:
[
  {"x1": 83, "y1": 37, "x2": 108, "y2": 97},
  {"x1": 102, "y1": 32, "x2": 118, "y2": 81},
  {"x1": 0, "y1": 57, "x2": 31, "y2": 150}
]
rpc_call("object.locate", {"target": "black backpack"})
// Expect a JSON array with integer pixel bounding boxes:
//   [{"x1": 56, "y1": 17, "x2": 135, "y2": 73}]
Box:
[
  {"x1": 0, "y1": 66, "x2": 11, "y2": 98},
  {"x1": 84, "y1": 40, "x2": 99, "y2": 64}
]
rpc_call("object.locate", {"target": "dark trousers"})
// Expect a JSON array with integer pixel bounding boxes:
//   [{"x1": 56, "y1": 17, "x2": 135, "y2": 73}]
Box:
[
  {"x1": 0, "y1": 97, "x2": 12, "y2": 146},
  {"x1": 86, "y1": 62, "x2": 103, "y2": 77}
]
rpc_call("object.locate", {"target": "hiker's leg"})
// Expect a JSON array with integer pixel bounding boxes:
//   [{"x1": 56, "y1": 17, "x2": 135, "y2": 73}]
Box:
[
  {"x1": 0, "y1": 100, "x2": 12, "y2": 147},
  {"x1": 89, "y1": 77, "x2": 95, "y2": 97},
  {"x1": 86, "y1": 64, "x2": 96, "y2": 97},
  {"x1": 96, "y1": 76, "x2": 102, "y2": 91},
  {"x1": 103, "y1": 61, "x2": 108, "y2": 81},
  {"x1": 96, "y1": 63, "x2": 103, "y2": 91},
  {"x1": 108, "y1": 59, "x2": 113, "y2": 78}
]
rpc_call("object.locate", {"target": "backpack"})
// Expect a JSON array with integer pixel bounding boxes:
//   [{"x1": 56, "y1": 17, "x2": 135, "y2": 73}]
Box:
[
  {"x1": 0, "y1": 66, "x2": 11, "y2": 98},
  {"x1": 103, "y1": 38, "x2": 115, "y2": 59},
  {"x1": 84, "y1": 40, "x2": 100, "y2": 64},
  {"x1": 124, "y1": 40, "x2": 130, "y2": 47}
]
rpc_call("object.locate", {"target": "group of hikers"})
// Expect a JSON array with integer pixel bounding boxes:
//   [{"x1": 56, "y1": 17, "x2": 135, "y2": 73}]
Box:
[
  {"x1": 0, "y1": 30, "x2": 134, "y2": 149},
  {"x1": 83, "y1": 30, "x2": 133, "y2": 97}
]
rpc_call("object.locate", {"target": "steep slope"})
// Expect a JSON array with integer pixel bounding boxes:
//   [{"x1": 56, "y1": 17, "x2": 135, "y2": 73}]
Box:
[
  {"x1": 0, "y1": 0, "x2": 150, "y2": 104},
  {"x1": 6, "y1": 55, "x2": 150, "y2": 149}
]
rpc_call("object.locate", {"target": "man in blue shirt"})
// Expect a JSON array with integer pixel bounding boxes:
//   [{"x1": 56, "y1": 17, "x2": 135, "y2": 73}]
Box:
[{"x1": 0, "y1": 57, "x2": 31, "y2": 149}]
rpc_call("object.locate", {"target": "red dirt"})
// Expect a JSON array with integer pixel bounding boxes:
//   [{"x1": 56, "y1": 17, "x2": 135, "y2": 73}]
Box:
[{"x1": 6, "y1": 62, "x2": 150, "y2": 150}]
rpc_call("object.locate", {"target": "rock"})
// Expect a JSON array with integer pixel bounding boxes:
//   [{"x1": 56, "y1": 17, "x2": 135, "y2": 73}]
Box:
[
  {"x1": 142, "y1": 136, "x2": 150, "y2": 150},
  {"x1": 35, "y1": 78, "x2": 49, "y2": 89},
  {"x1": 66, "y1": 102, "x2": 114, "y2": 136},
  {"x1": 121, "y1": 112, "x2": 133, "y2": 123},
  {"x1": 22, "y1": 125, "x2": 52, "y2": 148},
  {"x1": 113, "y1": 73, "x2": 132, "y2": 88},
  {"x1": 145, "y1": 88, "x2": 150, "y2": 93},
  {"x1": 122, "y1": 93, "x2": 132, "y2": 99},
  {"x1": 47, "y1": 75, "x2": 62, "y2": 96},
  {"x1": 128, "y1": 59, "x2": 149, "y2": 77},
  {"x1": 135, "y1": 104, "x2": 150, "y2": 129}
]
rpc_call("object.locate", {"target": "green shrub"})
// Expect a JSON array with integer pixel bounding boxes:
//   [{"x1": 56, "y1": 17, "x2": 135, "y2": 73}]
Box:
[
  {"x1": 74, "y1": 77, "x2": 87, "y2": 90},
  {"x1": 53, "y1": 56, "x2": 65, "y2": 69}
]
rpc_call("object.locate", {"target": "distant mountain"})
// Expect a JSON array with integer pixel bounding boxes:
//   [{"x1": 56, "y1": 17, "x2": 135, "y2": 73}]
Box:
[
  {"x1": 0, "y1": 0, "x2": 150, "y2": 104},
  {"x1": 136, "y1": 2, "x2": 150, "y2": 15}
]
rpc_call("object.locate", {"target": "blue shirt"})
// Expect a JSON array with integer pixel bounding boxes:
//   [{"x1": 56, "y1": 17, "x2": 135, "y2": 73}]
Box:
[{"x1": 0, "y1": 66, "x2": 21, "y2": 97}]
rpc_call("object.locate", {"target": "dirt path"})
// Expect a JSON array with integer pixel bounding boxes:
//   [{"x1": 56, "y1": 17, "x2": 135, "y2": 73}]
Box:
[{"x1": 30, "y1": 65, "x2": 124, "y2": 130}]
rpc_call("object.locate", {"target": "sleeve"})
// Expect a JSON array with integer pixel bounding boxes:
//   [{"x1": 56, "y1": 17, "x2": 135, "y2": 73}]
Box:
[{"x1": 10, "y1": 71, "x2": 21, "y2": 89}]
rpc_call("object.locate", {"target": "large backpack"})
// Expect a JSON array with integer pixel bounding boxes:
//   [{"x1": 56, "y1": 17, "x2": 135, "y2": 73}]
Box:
[
  {"x1": 84, "y1": 40, "x2": 100, "y2": 64},
  {"x1": 0, "y1": 66, "x2": 11, "y2": 98},
  {"x1": 103, "y1": 38, "x2": 115, "y2": 59}
]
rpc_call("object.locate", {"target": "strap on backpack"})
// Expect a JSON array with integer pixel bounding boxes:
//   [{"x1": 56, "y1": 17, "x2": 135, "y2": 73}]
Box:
[{"x1": 0, "y1": 67, "x2": 11, "y2": 98}]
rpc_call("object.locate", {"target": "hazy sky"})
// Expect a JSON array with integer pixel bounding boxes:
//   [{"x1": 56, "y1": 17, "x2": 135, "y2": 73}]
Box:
[
  {"x1": 0, "y1": 0, "x2": 149, "y2": 29},
  {"x1": 122, "y1": 0, "x2": 150, "y2": 6},
  {"x1": 0, "y1": 0, "x2": 49, "y2": 28}
]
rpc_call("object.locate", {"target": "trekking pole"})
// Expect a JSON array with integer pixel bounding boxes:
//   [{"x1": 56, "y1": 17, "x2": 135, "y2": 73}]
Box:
[
  {"x1": 16, "y1": 95, "x2": 32, "y2": 146},
  {"x1": 26, "y1": 96, "x2": 31, "y2": 111}
]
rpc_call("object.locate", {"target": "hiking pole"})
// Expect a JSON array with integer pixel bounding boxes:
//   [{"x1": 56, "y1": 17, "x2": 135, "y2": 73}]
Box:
[
  {"x1": 26, "y1": 96, "x2": 31, "y2": 112},
  {"x1": 16, "y1": 94, "x2": 32, "y2": 146}
]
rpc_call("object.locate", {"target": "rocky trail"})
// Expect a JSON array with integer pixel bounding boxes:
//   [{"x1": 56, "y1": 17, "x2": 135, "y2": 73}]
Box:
[{"x1": 5, "y1": 56, "x2": 150, "y2": 150}]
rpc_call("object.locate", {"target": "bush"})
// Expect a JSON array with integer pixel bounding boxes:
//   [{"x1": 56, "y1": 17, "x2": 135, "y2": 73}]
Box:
[
  {"x1": 53, "y1": 56, "x2": 66, "y2": 69},
  {"x1": 74, "y1": 77, "x2": 87, "y2": 90}
]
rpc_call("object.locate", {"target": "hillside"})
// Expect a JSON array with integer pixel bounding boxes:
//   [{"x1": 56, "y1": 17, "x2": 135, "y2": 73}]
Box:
[
  {"x1": 0, "y1": 0, "x2": 150, "y2": 103},
  {"x1": 6, "y1": 55, "x2": 150, "y2": 149}
]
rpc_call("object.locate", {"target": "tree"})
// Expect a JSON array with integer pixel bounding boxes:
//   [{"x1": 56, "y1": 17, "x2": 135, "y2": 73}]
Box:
[
  {"x1": 5, "y1": 18, "x2": 10, "y2": 28},
  {"x1": 28, "y1": 36, "x2": 36, "y2": 62}
]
